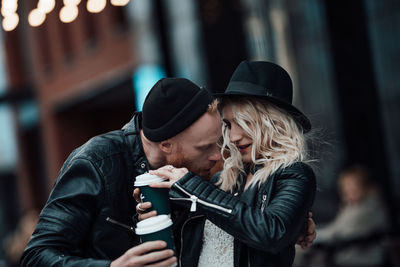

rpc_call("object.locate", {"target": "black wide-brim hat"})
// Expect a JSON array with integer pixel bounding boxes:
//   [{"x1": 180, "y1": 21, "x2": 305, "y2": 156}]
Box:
[{"x1": 215, "y1": 60, "x2": 311, "y2": 132}]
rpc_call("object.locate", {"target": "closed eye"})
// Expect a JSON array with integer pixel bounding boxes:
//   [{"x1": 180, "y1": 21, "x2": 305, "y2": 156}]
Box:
[
  {"x1": 222, "y1": 119, "x2": 231, "y2": 129},
  {"x1": 196, "y1": 144, "x2": 213, "y2": 151}
]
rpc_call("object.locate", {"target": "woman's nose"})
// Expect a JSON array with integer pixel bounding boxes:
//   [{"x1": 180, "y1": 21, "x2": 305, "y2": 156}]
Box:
[{"x1": 229, "y1": 125, "x2": 242, "y2": 143}]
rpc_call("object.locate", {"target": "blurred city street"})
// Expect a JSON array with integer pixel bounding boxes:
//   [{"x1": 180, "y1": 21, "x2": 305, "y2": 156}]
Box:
[{"x1": 0, "y1": 0, "x2": 399, "y2": 266}]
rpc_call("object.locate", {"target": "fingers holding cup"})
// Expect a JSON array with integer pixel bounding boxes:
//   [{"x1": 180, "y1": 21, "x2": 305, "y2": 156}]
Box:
[
  {"x1": 133, "y1": 188, "x2": 141, "y2": 203},
  {"x1": 134, "y1": 173, "x2": 171, "y2": 217},
  {"x1": 136, "y1": 202, "x2": 157, "y2": 221}
]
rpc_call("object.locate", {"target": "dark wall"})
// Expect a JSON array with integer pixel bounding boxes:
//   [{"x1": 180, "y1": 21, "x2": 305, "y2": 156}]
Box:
[
  {"x1": 197, "y1": 0, "x2": 248, "y2": 93},
  {"x1": 0, "y1": 172, "x2": 19, "y2": 233}
]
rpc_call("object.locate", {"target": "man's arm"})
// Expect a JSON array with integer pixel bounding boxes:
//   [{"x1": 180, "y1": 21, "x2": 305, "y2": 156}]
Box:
[
  {"x1": 20, "y1": 158, "x2": 117, "y2": 266},
  {"x1": 21, "y1": 158, "x2": 176, "y2": 266}
]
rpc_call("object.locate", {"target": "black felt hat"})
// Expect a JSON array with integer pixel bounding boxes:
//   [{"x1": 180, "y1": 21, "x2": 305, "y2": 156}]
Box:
[
  {"x1": 215, "y1": 61, "x2": 311, "y2": 132},
  {"x1": 142, "y1": 78, "x2": 213, "y2": 142}
]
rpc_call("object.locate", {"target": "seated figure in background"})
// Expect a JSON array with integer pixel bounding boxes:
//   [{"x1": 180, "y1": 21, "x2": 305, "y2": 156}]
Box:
[
  {"x1": 295, "y1": 164, "x2": 390, "y2": 267},
  {"x1": 3, "y1": 210, "x2": 39, "y2": 267}
]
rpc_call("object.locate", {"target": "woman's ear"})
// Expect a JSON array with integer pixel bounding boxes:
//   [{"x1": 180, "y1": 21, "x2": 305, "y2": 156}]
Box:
[{"x1": 159, "y1": 140, "x2": 173, "y2": 154}]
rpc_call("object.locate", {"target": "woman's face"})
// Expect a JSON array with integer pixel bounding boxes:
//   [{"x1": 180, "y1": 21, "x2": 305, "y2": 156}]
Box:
[{"x1": 222, "y1": 105, "x2": 253, "y2": 164}]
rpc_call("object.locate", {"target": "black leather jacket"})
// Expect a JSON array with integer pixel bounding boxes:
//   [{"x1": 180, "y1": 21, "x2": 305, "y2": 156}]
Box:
[
  {"x1": 169, "y1": 162, "x2": 316, "y2": 267},
  {"x1": 21, "y1": 113, "x2": 148, "y2": 266}
]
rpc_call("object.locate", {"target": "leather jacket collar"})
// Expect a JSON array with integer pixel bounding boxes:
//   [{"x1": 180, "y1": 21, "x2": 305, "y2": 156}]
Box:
[{"x1": 123, "y1": 112, "x2": 151, "y2": 173}]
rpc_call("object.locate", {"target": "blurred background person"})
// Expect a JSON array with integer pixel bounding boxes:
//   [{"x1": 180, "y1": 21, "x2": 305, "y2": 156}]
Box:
[
  {"x1": 2, "y1": 210, "x2": 38, "y2": 267},
  {"x1": 317, "y1": 165, "x2": 390, "y2": 242},
  {"x1": 295, "y1": 164, "x2": 391, "y2": 267}
]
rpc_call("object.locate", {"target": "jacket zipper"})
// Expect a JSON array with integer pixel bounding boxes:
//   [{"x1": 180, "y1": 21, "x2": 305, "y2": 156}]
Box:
[
  {"x1": 172, "y1": 183, "x2": 233, "y2": 214},
  {"x1": 179, "y1": 215, "x2": 204, "y2": 267},
  {"x1": 106, "y1": 217, "x2": 135, "y2": 232},
  {"x1": 260, "y1": 194, "x2": 267, "y2": 212},
  {"x1": 169, "y1": 196, "x2": 199, "y2": 212}
]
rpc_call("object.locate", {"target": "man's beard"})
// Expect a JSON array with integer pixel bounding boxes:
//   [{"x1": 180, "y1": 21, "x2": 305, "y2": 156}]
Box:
[{"x1": 168, "y1": 152, "x2": 186, "y2": 169}]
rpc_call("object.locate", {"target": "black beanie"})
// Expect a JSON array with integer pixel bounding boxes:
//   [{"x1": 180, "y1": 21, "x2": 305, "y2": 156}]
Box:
[{"x1": 142, "y1": 78, "x2": 213, "y2": 142}]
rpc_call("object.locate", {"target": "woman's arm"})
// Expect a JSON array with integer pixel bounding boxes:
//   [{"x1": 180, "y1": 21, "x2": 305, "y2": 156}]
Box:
[{"x1": 168, "y1": 163, "x2": 316, "y2": 253}]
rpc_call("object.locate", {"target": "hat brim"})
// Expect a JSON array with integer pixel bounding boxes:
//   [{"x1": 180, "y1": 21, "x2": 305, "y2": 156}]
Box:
[{"x1": 214, "y1": 91, "x2": 311, "y2": 133}]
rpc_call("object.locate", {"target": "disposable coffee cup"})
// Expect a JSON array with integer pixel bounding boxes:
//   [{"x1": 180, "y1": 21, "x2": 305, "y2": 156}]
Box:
[
  {"x1": 134, "y1": 173, "x2": 171, "y2": 216},
  {"x1": 135, "y1": 215, "x2": 176, "y2": 254}
]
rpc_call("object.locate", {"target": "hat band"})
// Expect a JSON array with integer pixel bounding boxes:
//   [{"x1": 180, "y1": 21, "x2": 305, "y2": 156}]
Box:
[{"x1": 226, "y1": 81, "x2": 272, "y2": 97}]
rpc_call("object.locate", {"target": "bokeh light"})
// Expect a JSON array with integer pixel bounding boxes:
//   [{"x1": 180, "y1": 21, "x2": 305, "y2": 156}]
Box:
[
  {"x1": 2, "y1": 12, "x2": 19, "y2": 31},
  {"x1": 110, "y1": 0, "x2": 130, "y2": 7},
  {"x1": 28, "y1": 8, "x2": 46, "y2": 27},
  {"x1": 87, "y1": 0, "x2": 106, "y2": 13},
  {"x1": 59, "y1": 4, "x2": 79, "y2": 23},
  {"x1": 37, "y1": 0, "x2": 55, "y2": 14},
  {"x1": 1, "y1": 1, "x2": 18, "y2": 17}
]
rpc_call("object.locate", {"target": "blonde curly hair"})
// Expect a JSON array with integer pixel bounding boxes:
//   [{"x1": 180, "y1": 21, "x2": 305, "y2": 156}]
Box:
[{"x1": 217, "y1": 97, "x2": 308, "y2": 192}]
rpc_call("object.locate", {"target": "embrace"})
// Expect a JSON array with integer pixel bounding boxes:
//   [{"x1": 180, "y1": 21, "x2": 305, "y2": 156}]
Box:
[{"x1": 22, "y1": 61, "x2": 317, "y2": 267}]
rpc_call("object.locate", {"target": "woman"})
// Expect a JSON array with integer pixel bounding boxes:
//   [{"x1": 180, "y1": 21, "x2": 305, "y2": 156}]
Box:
[{"x1": 150, "y1": 61, "x2": 317, "y2": 267}]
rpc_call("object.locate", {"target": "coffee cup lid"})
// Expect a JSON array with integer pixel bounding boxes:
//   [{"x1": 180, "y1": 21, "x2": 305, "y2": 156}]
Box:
[
  {"x1": 135, "y1": 215, "x2": 173, "y2": 235},
  {"x1": 134, "y1": 173, "x2": 166, "y2": 186}
]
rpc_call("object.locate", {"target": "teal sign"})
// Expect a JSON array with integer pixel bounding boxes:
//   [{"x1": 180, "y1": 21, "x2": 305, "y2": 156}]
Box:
[{"x1": 133, "y1": 64, "x2": 166, "y2": 111}]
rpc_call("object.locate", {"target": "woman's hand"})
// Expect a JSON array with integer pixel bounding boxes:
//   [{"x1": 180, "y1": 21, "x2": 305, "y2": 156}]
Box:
[{"x1": 149, "y1": 165, "x2": 188, "y2": 189}]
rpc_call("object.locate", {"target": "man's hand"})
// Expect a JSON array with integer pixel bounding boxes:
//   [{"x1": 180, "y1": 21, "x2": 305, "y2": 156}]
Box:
[
  {"x1": 149, "y1": 165, "x2": 188, "y2": 189},
  {"x1": 110, "y1": 241, "x2": 177, "y2": 267},
  {"x1": 296, "y1": 212, "x2": 317, "y2": 249},
  {"x1": 133, "y1": 188, "x2": 157, "y2": 221}
]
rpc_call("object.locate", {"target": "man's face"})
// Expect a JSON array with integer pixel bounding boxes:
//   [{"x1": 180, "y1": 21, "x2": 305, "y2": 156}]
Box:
[{"x1": 168, "y1": 111, "x2": 222, "y2": 179}]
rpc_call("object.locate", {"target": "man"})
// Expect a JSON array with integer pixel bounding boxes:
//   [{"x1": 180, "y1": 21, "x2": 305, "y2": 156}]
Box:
[
  {"x1": 21, "y1": 78, "x2": 220, "y2": 267},
  {"x1": 21, "y1": 78, "x2": 314, "y2": 266}
]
